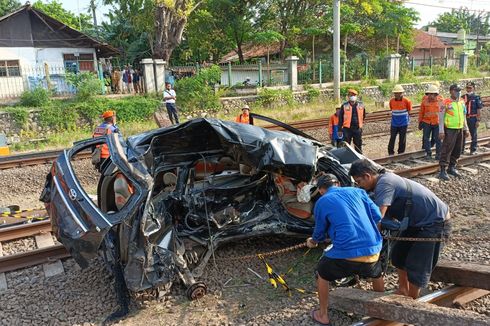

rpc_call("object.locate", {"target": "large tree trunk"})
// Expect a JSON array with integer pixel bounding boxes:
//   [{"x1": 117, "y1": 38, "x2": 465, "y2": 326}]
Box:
[
  {"x1": 153, "y1": 1, "x2": 199, "y2": 62},
  {"x1": 236, "y1": 43, "x2": 245, "y2": 64}
]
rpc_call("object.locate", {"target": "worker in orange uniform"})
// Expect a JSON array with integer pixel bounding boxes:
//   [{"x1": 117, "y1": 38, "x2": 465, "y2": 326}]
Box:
[
  {"x1": 419, "y1": 85, "x2": 442, "y2": 160},
  {"x1": 235, "y1": 104, "x2": 254, "y2": 125},
  {"x1": 338, "y1": 89, "x2": 366, "y2": 153},
  {"x1": 328, "y1": 107, "x2": 343, "y2": 147},
  {"x1": 388, "y1": 85, "x2": 412, "y2": 155},
  {"x1": 92, "y1": 110, "x2": 119, "y2": 171}
]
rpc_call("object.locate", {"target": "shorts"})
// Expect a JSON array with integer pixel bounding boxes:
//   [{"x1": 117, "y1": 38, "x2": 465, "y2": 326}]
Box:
[
  {"x1": 391, "y1": 221, "x2": 451, "y2": 288},
  {"x1": 316, "y1": 256, "x2": 382, "y2": 282}
]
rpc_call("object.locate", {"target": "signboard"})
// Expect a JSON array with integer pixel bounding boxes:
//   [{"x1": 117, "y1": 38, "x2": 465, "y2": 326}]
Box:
[{"x1": 428, "y1": 27, "x2": 437, "y2": 36}]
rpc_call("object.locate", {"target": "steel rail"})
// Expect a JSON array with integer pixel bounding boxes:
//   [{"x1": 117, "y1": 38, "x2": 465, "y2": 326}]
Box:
[
  {"x1": 374, "y1": 136, "x2": 490, "y2": 165},
  {"x1": 0, "y1": 220, "x2": 51, "y2": 242},
  {"x1": 0, "y1": 244, "x2": 69, "y2": 273},
  {"x1": 0, "y1": 150, "x2": 91, "y2": 170},
  {"x1": 394, "y1": 151, "x2": 490, "y2": 178}
]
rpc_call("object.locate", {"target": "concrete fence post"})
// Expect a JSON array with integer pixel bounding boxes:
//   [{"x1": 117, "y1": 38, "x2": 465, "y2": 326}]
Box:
[
  {"x1": 227, "y1": 62, "x2": 232, "y2": 87},
  {"x1": 141, "y1": 58, "x2": 155, "y2": 93},
  {"x1": 153, "y1": 59, "x2": 166, "y2": 94},
  {"x1": 387, "y1": 54, "x2": 401, "y2": 82},
  {"x1": 459, "y1": 53, "x2": 469, "y2": 74},
  {"x1": 286, "y1": 55, "x2": 299, "y2": 90},
  {"x1": 258, "y1": 61, "x2": 263, "y2": 87}
]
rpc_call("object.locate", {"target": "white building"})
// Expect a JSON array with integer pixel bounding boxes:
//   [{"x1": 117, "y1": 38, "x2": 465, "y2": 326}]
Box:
[{"x1": 0, "y1": 4, "x2": 118, "y2": 98}]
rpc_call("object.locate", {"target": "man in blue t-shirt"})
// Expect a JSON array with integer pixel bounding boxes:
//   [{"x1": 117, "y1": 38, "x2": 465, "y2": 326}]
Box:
[
  {"x1": 349, "y1": 159, "x2": 451, "y2": 300},
  {"x1": 306, "y1": 174, "x2": 384, "y2": 326}
]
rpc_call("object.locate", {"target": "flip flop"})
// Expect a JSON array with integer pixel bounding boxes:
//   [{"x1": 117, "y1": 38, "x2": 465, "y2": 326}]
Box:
[{"x1": 310, "y1": 309, "x2": 331, "y2": 326}]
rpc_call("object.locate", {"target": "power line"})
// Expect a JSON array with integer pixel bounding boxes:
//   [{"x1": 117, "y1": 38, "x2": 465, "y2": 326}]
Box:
[{"x1": 404, "y1": 1, "x2": 490, "y2": 13}]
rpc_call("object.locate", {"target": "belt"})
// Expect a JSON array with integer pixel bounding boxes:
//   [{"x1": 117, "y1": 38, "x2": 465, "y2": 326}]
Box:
[{"x1": 467, "y1": 114, "x2": 478, "y2": 117}]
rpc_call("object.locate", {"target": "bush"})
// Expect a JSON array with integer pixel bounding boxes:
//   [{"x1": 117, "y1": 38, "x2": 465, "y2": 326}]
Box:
[
  {"x1": 5, "y1": 107, "x2": 29, "y2": 128},
  {"x1": 66, "y1": 72, "x2": 103, "y2": 99},
  {"x1": 303, "y1": 84, "x2": 321, "y2": 100},
  {"x1": 174, "y1": 65, "x2": 221, "y2": 113},
  {"x1": 256, "y1": 88, "x2": 294, "y2": 108},
  {"x1": 19, "y1": 87, "x2": 50, "y2": 107}
]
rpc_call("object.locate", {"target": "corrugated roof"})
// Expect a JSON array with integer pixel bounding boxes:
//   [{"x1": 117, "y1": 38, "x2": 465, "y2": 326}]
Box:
[
  {"x1": 220, "y1": 43, "x2": 282, "y2": 63},
  {"x1": 414, "y1": 30, "x2": 447, "y2": 49}
]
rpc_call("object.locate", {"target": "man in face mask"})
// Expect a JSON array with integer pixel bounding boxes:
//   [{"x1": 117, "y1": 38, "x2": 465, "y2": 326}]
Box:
[
  {"x1": 438, "y1": 84, "x2": 470, "y2": 180},
  {"x1": 338, "y1": 89, "x2": 366, "y2": 153},
  {"x1": 461, "y1": 81, "x2": 483, "y2": 155}
]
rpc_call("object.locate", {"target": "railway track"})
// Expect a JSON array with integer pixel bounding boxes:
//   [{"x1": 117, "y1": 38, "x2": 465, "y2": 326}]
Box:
[{"x1": 1, "y1": 96, "x2": 488, "y2": 170}]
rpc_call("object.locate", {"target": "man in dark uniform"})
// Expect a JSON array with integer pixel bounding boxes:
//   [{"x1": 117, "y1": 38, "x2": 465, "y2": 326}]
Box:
[
  {"x1": 461, "y1": 81, "x2": 483, "y2": 155},
  {"x1": 338, "y1": 89, "x2": 366, "y2": 154}
]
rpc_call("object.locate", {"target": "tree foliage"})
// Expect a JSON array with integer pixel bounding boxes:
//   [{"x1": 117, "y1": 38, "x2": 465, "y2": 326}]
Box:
[
  {"x1": 33, "y1": 0, "x2": 93, "y2": 31},
  {"x1": 0, "y1": 0, "x2": 20, "y2": 17},
  {"x1": 428, "y1": 8, "x2": 490, "y2": 35}
]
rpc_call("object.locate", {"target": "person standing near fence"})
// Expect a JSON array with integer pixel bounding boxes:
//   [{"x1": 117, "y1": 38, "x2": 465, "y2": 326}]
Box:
[
  {"x1": 388, "y1": 85, "x2": 412, "y2": 156},
  {"x1": 112, "y1": 68, "x2": 121, "y2": 94},
  {"x1": 461, "y1": 81, "x2": 483, "y2": 155},
  {"x1": 338, "y1": 89, "x2": 366, "y2": 154},
  {"x1": 164, "y1": 82, "x2": 179, "y2": 124},
  {"x1": 438, "y1": 84, "x2": 469, "y2": 181},
  {"x1": 132, "y1": 69, "x2": 140, "y2": 94},
  {"x1": 419, "y1": 84, "x2": 442, "y2": 159},
  {"x1": 123, "y1": 66, "x2": 133, "y2": 94}
]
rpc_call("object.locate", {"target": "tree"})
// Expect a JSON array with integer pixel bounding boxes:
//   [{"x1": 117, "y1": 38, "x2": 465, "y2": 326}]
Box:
[
  {"x1": 253, "y1": 30, "x2": 284, "y2": 84},
  {"x1": 33, "y1": 0, "x2": 92, "y2": 31},
  {"x1": 428, "y1": 8, "x2": 490, "y2": 34},
  {"x1": 0, "y1": 0, "x2": 20, "y2": 17},
  {"x1": 103, "y1": 0, "x2": 200, "y2": 62},
  {"x1": 207, "y1": 0, "x2": 255, "y2": 64}
]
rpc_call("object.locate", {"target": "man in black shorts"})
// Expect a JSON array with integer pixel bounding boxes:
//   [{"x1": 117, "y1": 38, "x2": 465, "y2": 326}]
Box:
[
  {"x1": 306, "y1": 174, "x2": 384, "y2": 326},
  {"x1": 349, "y1": 159, "x2": 451, "y2": 299}
]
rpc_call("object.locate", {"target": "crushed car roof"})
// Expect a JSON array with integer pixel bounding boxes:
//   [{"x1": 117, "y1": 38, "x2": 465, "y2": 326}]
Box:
[{"x1": 127, "y1": 118, "x2": 320, "y2": 181}]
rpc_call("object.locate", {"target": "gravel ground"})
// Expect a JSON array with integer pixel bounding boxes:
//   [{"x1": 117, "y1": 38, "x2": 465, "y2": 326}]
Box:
[{"x1": 0, "y1": 116, "x2": 489, "y2": 325}]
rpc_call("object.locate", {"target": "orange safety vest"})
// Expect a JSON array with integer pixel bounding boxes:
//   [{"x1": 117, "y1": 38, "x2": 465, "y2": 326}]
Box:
[
  {"x1": 342, "y1": 102, "x2": 364, "y2": 128},
  {"x1": 92, "y1": 124, "x2": 113, "y2": 159},
  {"x1": 328, "y1": 113, "x2": 339, "y2": 137},
  {"x1": 419, "y1": 97, "x2": 441, "y2": 125},
  {"x1": 235, "y1": 113, "x2": 250, "y2": 124}
]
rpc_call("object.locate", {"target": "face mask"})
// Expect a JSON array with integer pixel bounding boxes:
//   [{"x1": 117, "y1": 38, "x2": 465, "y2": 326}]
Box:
[{"x1": 349, "y1": 95, "x2": 357, "y2": 102}]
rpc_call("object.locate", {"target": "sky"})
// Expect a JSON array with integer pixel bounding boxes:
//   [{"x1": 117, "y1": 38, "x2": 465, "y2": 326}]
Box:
[
  {"x1": 58, "y1": 0, "x2": 490, "y2": 28},
  {"x1": 404, "y1": 0, "x2": 490, "y2": 28}
]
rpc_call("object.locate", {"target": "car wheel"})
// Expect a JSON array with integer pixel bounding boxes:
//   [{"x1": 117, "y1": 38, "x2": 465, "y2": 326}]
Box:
[{"x1": 186, "y1": 282, "x2": 207, "y2": 300}]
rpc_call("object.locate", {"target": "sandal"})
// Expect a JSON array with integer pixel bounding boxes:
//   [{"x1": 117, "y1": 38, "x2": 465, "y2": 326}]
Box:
[{"x1": 310, "y1": 309, "x2": 331, "y2": 326}]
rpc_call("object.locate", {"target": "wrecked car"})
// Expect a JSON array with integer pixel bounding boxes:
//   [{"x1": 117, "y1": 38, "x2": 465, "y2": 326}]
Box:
[{"x1": 40, "y1": 116, "x2": 364, "y2": 305}]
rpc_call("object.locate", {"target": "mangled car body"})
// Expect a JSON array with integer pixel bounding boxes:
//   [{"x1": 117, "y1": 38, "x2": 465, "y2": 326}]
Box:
[{"x1": 41, "y1": 117, "x2": 364, "y2": 300}]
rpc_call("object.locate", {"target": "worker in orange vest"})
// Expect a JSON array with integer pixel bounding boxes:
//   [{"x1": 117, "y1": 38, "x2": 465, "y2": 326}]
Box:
[
  {"x1": 418, "y1": 84, "x2": 442, "y2": 159},
  {"x1": 388, "y1": 85, "x2": 412, "y2": 155},
  {"x1": 235, "y1": 104, "x2": 254, "y2": 125},
  {"x1": 338, "y1": 89, "x2": 366, "y2": 153},
  {"x1": 92, "y1": 110, "x2": 119, "y2": 171},
  {"x1": 328, "y1": 107, "x2": 343, "y2": 147}
]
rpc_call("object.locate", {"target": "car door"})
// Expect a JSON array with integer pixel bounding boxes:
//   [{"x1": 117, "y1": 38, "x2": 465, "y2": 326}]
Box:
[{"x1": 43, "y1": 133, "x2": 150, "y2": 268}]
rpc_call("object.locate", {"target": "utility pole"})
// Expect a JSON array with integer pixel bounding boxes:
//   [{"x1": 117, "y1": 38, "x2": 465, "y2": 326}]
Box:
[
  {"x1": 333, "y1": 0, "x2": 341, "y2": 104},
  {"x1": 90, "y1": 0, "x2": 98, "y2": 28}
]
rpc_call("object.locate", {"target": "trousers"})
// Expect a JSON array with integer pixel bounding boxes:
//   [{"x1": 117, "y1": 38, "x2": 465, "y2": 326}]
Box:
[
  {"x1": 439, "y1": 128, "x2": 463, "y2": 167},
  {"x1": 343, "y1": 127, "x2": 363, "y2": 154},
  {"x1": 388, "y1": 125, "x2": 408, "y2": 155},
  {"x1": 462, "y1": 117, "x2": 478, "y2": 153},
  {"x1": 421, "y1": 122, "x2": 441, "y2": 157},
  {"x1": 166, "y1": 103, "x2": 180, "y2": 124}
]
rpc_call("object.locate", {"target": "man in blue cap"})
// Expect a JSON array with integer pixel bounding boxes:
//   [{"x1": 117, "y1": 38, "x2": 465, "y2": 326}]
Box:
[{"x1": 306, "y1": 174, "x2": 384, "y2": 326}]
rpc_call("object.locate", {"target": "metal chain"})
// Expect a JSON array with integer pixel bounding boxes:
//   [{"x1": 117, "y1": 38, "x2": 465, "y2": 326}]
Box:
[{"x1": 215, "y1": 235, "x2": 490, "y2": 262}]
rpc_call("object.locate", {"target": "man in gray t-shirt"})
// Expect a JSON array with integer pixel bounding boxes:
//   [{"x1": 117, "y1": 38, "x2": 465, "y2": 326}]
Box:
[{"x1": 349, "y1": 159, "x2": 450, "y2": 299}]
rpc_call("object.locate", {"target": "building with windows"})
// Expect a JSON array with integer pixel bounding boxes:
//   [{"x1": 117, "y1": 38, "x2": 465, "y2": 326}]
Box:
[{"x1": 0, "y1": 3, "x2": 118, "y2": 98}]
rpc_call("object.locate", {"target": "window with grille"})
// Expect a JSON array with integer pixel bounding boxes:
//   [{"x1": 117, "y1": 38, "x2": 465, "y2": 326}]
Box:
[
  {"x1": 0, "y1": 60, "x2": 21, "y2": 77},
  {"x1": 63, "y1": 53, "x2": 95, "y2": 72}
]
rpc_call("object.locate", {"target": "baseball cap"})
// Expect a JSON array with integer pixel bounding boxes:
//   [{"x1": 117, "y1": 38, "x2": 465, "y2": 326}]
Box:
[
  {"x1": 316, "y1": 174, "x2": 339, "y2": 189},
  {"x1": 449, "y1": 84, "x2": 461, "y2": 92},
  {"x1": 242, "y1": 104, "x2": 250, "y2": 110},
  {"x1": 347, "y1": 88, "x2": 358, "y2": 95}
]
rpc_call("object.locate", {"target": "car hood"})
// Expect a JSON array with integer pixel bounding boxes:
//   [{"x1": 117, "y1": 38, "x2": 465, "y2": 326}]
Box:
[{"x1": 127, "y1": 118, "x2": 320, "y2": 181}]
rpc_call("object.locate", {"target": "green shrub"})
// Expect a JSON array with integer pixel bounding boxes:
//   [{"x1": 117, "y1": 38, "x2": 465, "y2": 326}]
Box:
[
  {"x1": 5, "y1": 107, "x2": 29, "y2": 128},
  {"x1": 303, "y1": 84, "x2": 321, "y2": 100},
  {"x1": 256, "y1": 88, "x2": 294, "y2": 108},
  {"x1": 39, "y1": 104, "x2": 79, "y2": 131},
  {"x1": 174, "y1": 65, "x2": 221, "y2": 112},
  {"x1": 19, "y1": 87, "x2": 50, "y2": 107},
  {"x1": 66, "y1": 72, "x2": 103, "y2": 99}
]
